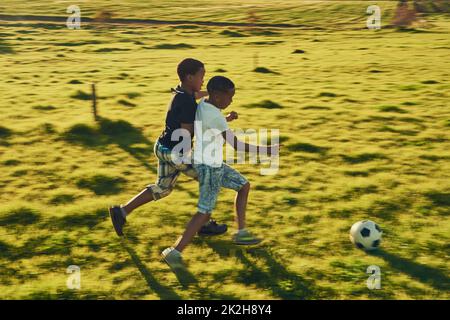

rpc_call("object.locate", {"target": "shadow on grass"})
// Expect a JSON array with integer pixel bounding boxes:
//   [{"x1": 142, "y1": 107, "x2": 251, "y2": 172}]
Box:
[
  {"x1": 0, "y1": 207, "x2": 41, "y2": 227},
  {"x1": 424, "y1": 191, "x2": 450, "y2": 207},
  {"x1": 3, "y1": 23, "x2": 67, "y2": 30},
  {"x1": 0, "y1": 207, "x2": 110, "y2": 262},
  {"x1": 153, "y1": 43, "x2": 194, "y2": 49},
  {"x1": 0, "y1": 126, "x2": 13, "y2": 138},
  {"x1": 24, "y1": 289, "x2": 116, "y2": 300},
  {"x1": 62, "y1": 116, "x2": 156, "y2": 173},
  {"x1": 203, "y1": 239, "x2": 332, "y2": 299},
  {"x1": 49, "y1": 193, "x2": 76, "y2": 205},
  {"x1": 368, "y1": 249, "x2": 450, "y2": 292},
  {"x1": 1, "y1": 205, "x2": 107, "y2": 233},
  {"x1": 0, "y1": 234, "x2": 73, "y2": 261},
  {"x1": 0, "y1": 264, "x2": 39, "y2": 285},
  {"x1": 379, "y1": 105, "x2": 409, "y2": 114},
  {"x1": 0, "y1": 240, "x2": 15, "y2": 259},
  {"x1": 253, "y1": 67, "x2": 280, "y2": 75},
  {"x1": 63, "y1": 117, "x2": 199, "y2": 197},
  {"x1": 317, "y1": 92, "x2": 338, "y2": 98},
  {"x1": 302, "y1": 105, "x2": 330, "y2": 110},
  {"x1": 98, "y1": 117, "x2": 154, "y2": 169},
  {"x1": 329, "y1": 198, "x2": 406, "y2": 221},
  {"x1": 394, "y1": 27, "x2": 434, "y2": 34},
  {"x1": 287, "y1": 142, "x2": 329, "y2": 154},
  {"x1": 187, "y1": 285, "x2": 240, "y2": 300},
  {"x1": 0, "y1": 125, "x2": 13, "y2": 146},
  {"x1": 121, "y1": 239, "x2": 184, "y2": 299},
  {"x1": 341, "y1": 152, "x2": 389, "y2": 164},
  {"x1": 76, "y1": 174, "x2": 126, "y2": 195},
  {"x1": 368, "y1": 199, "x2": 407, "y2": 221},
  {"x1": 220, "y1": 30, "x2": 248, "y2": 37},
  {"x1": 0, "y1": 39, "x2": 15, "y2": 54},
  {"x1": 244, "y1": 100, "x2": 283, "y2": 109},
  {"x1": 49, "y1": 208, "x2": 107, "y2": 230},
  {"x1": 378, "y1": 126, "x2": 419, "y2": 136},
  {"x1": 94, "y1": 47, "x2": 132, "y2": 53}
]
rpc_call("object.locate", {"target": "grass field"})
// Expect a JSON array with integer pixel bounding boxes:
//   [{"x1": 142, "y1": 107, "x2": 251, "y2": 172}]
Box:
[{"x1": 0, "y1": 1, "x2": 449, "y2": 299}]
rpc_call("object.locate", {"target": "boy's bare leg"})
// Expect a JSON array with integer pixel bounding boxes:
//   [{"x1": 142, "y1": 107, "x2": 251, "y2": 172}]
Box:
[
  {"x1": 232, "y1": 182, "x2": 261, "y2": 245},
  {"x1": 174, "y1": 212, "x2": 211, "y2": 252},
  {"x1": 235, "y1": 182, "x2": 250, "y2": 230},
  {"x1": 122, "y1": 188, "x2": 154, "y2": 216}
]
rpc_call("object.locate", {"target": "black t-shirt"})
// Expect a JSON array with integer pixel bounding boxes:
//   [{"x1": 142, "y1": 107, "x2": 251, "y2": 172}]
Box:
[{"x1": 158, "y1": 86, "x2": 197, "y2": 149}]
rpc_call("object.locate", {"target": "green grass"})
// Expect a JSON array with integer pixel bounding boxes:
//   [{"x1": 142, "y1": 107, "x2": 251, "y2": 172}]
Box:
[{"x1": 0, "y1": 0, "x2": 449, "y2": 300}]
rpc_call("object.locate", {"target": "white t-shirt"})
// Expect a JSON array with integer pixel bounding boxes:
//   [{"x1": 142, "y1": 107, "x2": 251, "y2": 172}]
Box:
[{"x1": 193, "y1": 98, "x2": 229, "y2": 167}]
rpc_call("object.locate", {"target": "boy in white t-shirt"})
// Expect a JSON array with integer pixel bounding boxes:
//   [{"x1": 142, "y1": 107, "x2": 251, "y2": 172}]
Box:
[{"x1": 162, "y1": 76, "x2": 279, "y2": 269}]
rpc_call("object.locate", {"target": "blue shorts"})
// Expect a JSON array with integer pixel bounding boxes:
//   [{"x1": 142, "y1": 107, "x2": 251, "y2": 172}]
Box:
[{"x1": 194, "y1": 163, "x2": 248, "y2": 214}]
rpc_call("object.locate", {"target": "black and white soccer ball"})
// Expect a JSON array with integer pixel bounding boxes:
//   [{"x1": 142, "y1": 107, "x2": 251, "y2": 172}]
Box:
[{"x1": 349, "y1": 220, "x2": 382, "y2": 251}]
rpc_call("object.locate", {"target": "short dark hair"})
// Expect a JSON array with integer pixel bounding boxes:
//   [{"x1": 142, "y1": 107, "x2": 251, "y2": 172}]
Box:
[
  {"x1": 177, "y1": 58, "x2": 204, "y2": 82},
  {"x1": 207, "y1": 76, "x2": 235, "y2": 94}
]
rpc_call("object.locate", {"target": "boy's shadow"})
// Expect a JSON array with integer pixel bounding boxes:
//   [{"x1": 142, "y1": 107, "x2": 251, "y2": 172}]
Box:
[
  {"x1": 163, "y1": 263, "x2": 198, "y2": 289},
  {"x1": 63, "y1": 116, "x2": 156, "y2": 173},
  {"x1": 200, "y1": 238, "x2": 330, "y2": 300},
  {"x1": 122, "y1": 237, "x2": 198, "y2": 291},
  {"x1": 97, "y1": 117, "x2": 156, "y2": 174},
  {"x1": 63, "y1": 116, "x2": 197, "y2": 197},
  {"x1": 368, "y1": 249, "x2": 450, "y2": 292},
  {"x1": 121, "y1": 237, "x2": 240, "y2": 299},
  {"x1": 121, "y1": 239, "x2": 188, "y2": 299}
]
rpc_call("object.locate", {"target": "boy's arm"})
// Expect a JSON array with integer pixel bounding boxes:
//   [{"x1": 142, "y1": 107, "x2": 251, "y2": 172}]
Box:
[
  {"x1": 194, "y1": 91, "x2": 208, "y2": 100},
  {"x1": 221, "y1": 129, "x2": 278, "y2": 155}
]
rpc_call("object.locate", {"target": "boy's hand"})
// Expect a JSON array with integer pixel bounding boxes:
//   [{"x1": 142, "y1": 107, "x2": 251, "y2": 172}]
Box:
[{"x1": 226, "y1": 111, "x2": 238, "y2": 122}]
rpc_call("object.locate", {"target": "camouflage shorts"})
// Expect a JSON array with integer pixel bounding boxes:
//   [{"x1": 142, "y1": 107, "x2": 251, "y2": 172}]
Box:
[{"x1": 193, "y1": 163, "x2": 248, "y2": 214}]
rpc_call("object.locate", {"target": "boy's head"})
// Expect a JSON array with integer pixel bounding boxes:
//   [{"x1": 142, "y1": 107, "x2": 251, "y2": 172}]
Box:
[
  {"x1": 206, "y1": 76, "x2": 235, "y2": 109},
  {"x1": 177, "y1": 58, "x2": 205, "y2": 92}
]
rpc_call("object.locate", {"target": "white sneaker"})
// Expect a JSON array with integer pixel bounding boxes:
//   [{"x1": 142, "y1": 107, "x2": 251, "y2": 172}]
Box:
[{"x1": 161, "y1": 247, "x2": 185, "y2": 269}]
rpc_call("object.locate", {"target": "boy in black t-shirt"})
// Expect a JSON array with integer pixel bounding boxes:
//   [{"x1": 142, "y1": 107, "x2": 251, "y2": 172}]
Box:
[{"x1": 109, "y1": 59, "x2": 236, "y2": 238}]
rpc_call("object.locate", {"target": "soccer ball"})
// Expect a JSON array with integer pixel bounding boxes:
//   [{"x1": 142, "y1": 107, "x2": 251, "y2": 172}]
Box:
[{"x1": 349, "y1": 220, "x2": 382, "y2": 251}]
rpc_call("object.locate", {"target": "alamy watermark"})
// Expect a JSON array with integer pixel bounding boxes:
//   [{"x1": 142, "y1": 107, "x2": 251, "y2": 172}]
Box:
[
  {"x1": 66, "y1": 5, "x2": 81, "y2": 29},
  {"x1": 367, "y1": 265, "x2": 381, "y2": 290},
  {"x1": 367, "y1": 5, "x2": 381, "y2": 30},
  {"x1": 65, "y1": 4, "x2": 382, "y2": 30},
  {"x1": 66, "y1": 265, "x2": 81, "y2": 290},
  {"x1": 168, "y1": 124, "x2": 280, "y2": 176}
]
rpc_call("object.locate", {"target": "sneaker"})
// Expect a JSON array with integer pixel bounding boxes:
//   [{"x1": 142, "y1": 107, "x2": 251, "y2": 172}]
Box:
[
  {"x1": 109, "y1": 205, "x2": 126, "y2": 237},
  {"x1": 232, "y1": 229, "x2": 262, "y2": 245},
  {"x1": 161, "y1": 247, "x2": 185, "y2": 270},
  {"x1": 198, "y1": 219, "x2": 228, "y2": 236}
]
